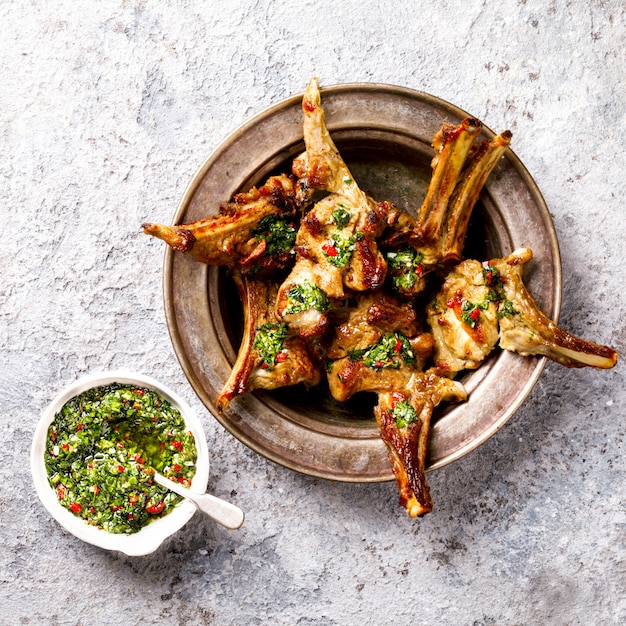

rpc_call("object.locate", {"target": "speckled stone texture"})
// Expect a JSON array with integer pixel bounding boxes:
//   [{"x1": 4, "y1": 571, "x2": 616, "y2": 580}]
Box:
[{"x1": 2, "y1": 1, "x2": 625, "y2": 624}]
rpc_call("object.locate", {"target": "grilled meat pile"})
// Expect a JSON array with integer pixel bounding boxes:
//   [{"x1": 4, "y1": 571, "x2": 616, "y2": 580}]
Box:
[{"x1": 143, "y1": 78, "x2": 618, "y2": 517}]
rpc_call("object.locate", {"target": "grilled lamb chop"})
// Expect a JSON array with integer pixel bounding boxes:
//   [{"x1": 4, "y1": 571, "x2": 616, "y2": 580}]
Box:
[
  {"x1": 326, "y1": 293, "x2": 433, "y2": 402},
  {"x1": 491, "y1": 248, "x2": 618, "y2": 368},
  {"x1": 325, "y1": 293, "x2": 466, "y2": 516},
  {"x1": 142, "y1": 174, "x2": 308, "y2": 275},
  {"x1": 426, "y1": 257, "x2": 501, "y2": 376},
  {"x1": 381, "y1": 121, "x2": 512, "y2": 298},
  {"x1": 375, "y1": 373, "x2": 467, "y2": 517},
  {"x1": 427, "y1": 248, "x2": 618, "y2": 375},
  {"x1": 276, "y1": 78, "x2": 389, "y2": 334},
  {"x1": 216, "y1": 273, "x2": 321, "y2": 412}
]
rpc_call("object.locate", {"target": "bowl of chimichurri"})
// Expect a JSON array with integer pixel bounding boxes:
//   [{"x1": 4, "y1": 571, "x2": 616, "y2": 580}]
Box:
[{"x1": 31, "y1": 371, "x2": 209, "y2": 556}]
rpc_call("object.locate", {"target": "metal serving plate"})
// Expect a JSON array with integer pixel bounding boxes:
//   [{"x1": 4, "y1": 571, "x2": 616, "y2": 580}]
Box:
[{"x1": 162, "y1": 83, "x2": 561, "y2": 482}]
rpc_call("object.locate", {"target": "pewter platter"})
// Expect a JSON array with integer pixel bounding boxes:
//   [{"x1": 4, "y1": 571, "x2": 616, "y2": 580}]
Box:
[{"x1": 162, "y1": 83, "x2": 561, "y2": 482}]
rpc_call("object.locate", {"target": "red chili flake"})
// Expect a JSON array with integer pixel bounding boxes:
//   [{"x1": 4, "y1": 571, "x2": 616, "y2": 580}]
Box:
[
  {"x1": 76, "y1": 423, "x2": 84, "y2": 431},
  {"x1": 93, "y1": 485, "x2": 100, "y2": 495},
  {"x1": 50, "y1": 430, "x2": 57, "y2": 442},
  {"x1": 394, "y1": 338, "x2": 403, "y2": 353},
  {"x1": 70, "y1": 502, "x2": 82, "y2": 513},
  {"x1": 303, "y1": 99, "x2": 316, "y2": 113},
  {"x1": 261, "y1": 362, "x2": 269, "y2": 369},
  {"x1": 173, "y1": 464, "x2": 182, "y2": 472},
  {"x1": 275, "y1": 351, "x2": 287, "y2": 363},
  {"x1": 391, "y1": 393, "x2": 407, "y2": 409},
  {"x1": 417, "y1": 265, "x2": 423, "y2": 275},
  {"x1": 172, "y1": 441, "x2": 183, "y2": 451},
  {"x1": 146, "y1": 501, "x2": 165, "y2": 515},
  {"x1": 61, "y1": 443, "x2": 69, "y2": 451},
  {"x1": 127, "y1": 513, "x2": 134, "y2": 521},
  {"x1": 374, "y1": 361, "x2": 383, "y2": 368},
  {"x1": 322, "y1": 242, "x2": 338, "y2": 257},
  {"x1": 446, "y1": 297, "x2": 456, "y2": 308},
  {"x1": 87, "y1": 462, "x2": 94, "y2": 469},
  {"x1": 134, "y1": 389, "x2": 144, "y2": 396},
  {"x1": 470, "y1": 309, "x2": 481, "y2": 321},
  {"x1": 88, "y1": 507, "x2": 95, "y2": 514},
  {"x1": 117, "y1": 465, "x2": 125, "y2": 473},
  {"x1": 485, "y1": 271, "x2": 493, "y2": 285},
  {"x1": 57, "y1": 486, "x2": 65, "y2": 499},
  {"x1": 111, "y1": 505, "x2": 121, "y2": 511}
]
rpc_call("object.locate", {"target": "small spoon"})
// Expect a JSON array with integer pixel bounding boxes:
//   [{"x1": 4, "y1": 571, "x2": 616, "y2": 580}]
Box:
[{"x1": 154, "y1": 472, "x2": 245, "y2": 530}]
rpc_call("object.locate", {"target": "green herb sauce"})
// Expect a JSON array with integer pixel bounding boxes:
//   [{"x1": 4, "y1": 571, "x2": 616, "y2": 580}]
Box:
[
  {"x1": 253, "y1": 215, "x2": 297, "y2": 257},
  {"x1": 285, "y1": 280, "x2": 331, "y2": 314},
  {"x1": 322, "y1": 231, "x2": 361, "y2": 268},
  {"x1": 391, "y1": 400, "x2": 418, "y2": 429},
  {"x1": 386, "y1": 247, "x2": 424, "y2": 292},
  {"x1": 460, "y1": 299, "x2": 490, "y2": 328},
  {"x1": 348, "y1": 332, "x2": 416, "y2": 371},
  {"x1": 45, "y1": 383, "x2": 197, "y2": 534},
  {"x1": 481, "y1": 263, "x2": 517, "y2": 319},
  {"x1": 331, "y1": 206, "x2": 351, "y2": 229},
  {"x1": 252, "y1": 322, "x2": 289, "y2": 369}
]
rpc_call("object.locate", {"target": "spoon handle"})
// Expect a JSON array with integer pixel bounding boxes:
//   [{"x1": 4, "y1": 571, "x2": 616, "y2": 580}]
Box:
[{"x1": 154, "y1": 472, "x2": 244, "y2": 530}]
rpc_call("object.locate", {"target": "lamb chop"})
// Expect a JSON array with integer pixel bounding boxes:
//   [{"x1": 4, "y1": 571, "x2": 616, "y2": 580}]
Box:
[
  {"x1": 325, "y1": 293, "x2": 466, "y2": 516},
  {"x1": 326, "y1": 293, "x2": 434, "y2": 402},
  {"x1": 375, "y1": 373, "x2": 467, "y2": 517},
  {"x1": 142, "y1": 174, "x2": 309, "y2": 276},
  {"x1": 427, "y1": 248, "x2": 618, "y2": 376},
  {"x1": 276, "y1": 78, "x2": 390, "y2": 334},
  {"x1": 381, "y1": 120, "x2": 512, "y2": 299},
  {"x1": 491, "y1": 248, "x2": 618, "y2": 368},
  {"x1": 216, "y1": 273, "x2": 321, "y2": 412},
  {"x1": 425, "y1": 257, "x2": 501, "y2": 375}
]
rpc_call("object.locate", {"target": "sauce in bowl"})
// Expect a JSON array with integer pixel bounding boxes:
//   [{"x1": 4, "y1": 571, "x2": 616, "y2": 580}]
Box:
[{"x1": 45, "y1": 383, "x2": 197, "y2": 534}]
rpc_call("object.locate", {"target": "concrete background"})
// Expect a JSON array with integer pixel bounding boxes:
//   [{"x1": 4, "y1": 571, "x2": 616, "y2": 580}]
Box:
[{"x1": 2, "y1": 1, "x2": 624, "y2": 624}]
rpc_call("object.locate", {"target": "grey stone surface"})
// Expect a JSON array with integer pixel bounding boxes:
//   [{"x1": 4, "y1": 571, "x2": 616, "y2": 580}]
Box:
[{"x1": 2, "y1": 1, "x2": 624, "y2": 624}]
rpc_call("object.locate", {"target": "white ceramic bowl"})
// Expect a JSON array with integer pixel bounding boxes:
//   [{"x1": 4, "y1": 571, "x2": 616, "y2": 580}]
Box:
[{"x1": 31, "y1": 371, "x2": 210, "y2": 556}]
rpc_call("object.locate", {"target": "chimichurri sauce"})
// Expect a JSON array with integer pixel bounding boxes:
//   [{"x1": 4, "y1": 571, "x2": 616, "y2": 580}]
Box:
[{"x1": 45, "y1": 383, "x2": 197, "y2": 534}]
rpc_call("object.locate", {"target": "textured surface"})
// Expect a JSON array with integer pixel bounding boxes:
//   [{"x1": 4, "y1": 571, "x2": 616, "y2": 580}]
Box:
[{"x1": 2, "y1": 1, "x2": 625, "y2": 624}]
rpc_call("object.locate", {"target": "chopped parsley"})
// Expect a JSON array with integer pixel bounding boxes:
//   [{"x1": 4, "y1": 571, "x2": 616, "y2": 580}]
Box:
[
  {"x1": 391, "y1": 400, "x2": 418, "y2": 429},
  {"x1": 285, "y1": 280, "x2": 330, "y2": 314},
  {"x1": 481, "y1": 262, "x2": 517, "y2": 318},
  {"x1": 331, "y1": 206, "x2": 351, "y2": 229},
  {"x1": 497, "y1": 299, "x2": 517, "y2": 318},
  {"x1": 322, "y1": 231, "x2": 361, "y2": 268},
  {"x1": 482, "y1": 263, "x2": 504, "y2": 290},
  {"x1": 386, "y1": 247, "x2": 424, "y2": 292},
  {"x1": 348, "y1": 332, "x2": 416, "y2": 371},
  {"x1": 460, "y1": 300, "x2": 490, "y2": 328},
  {"x1": 252, "y1": 323, "x2": 289, "y2": 369},
  {"x1": 253, "y1": 215, "x2": 297, "y2": 257}
]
